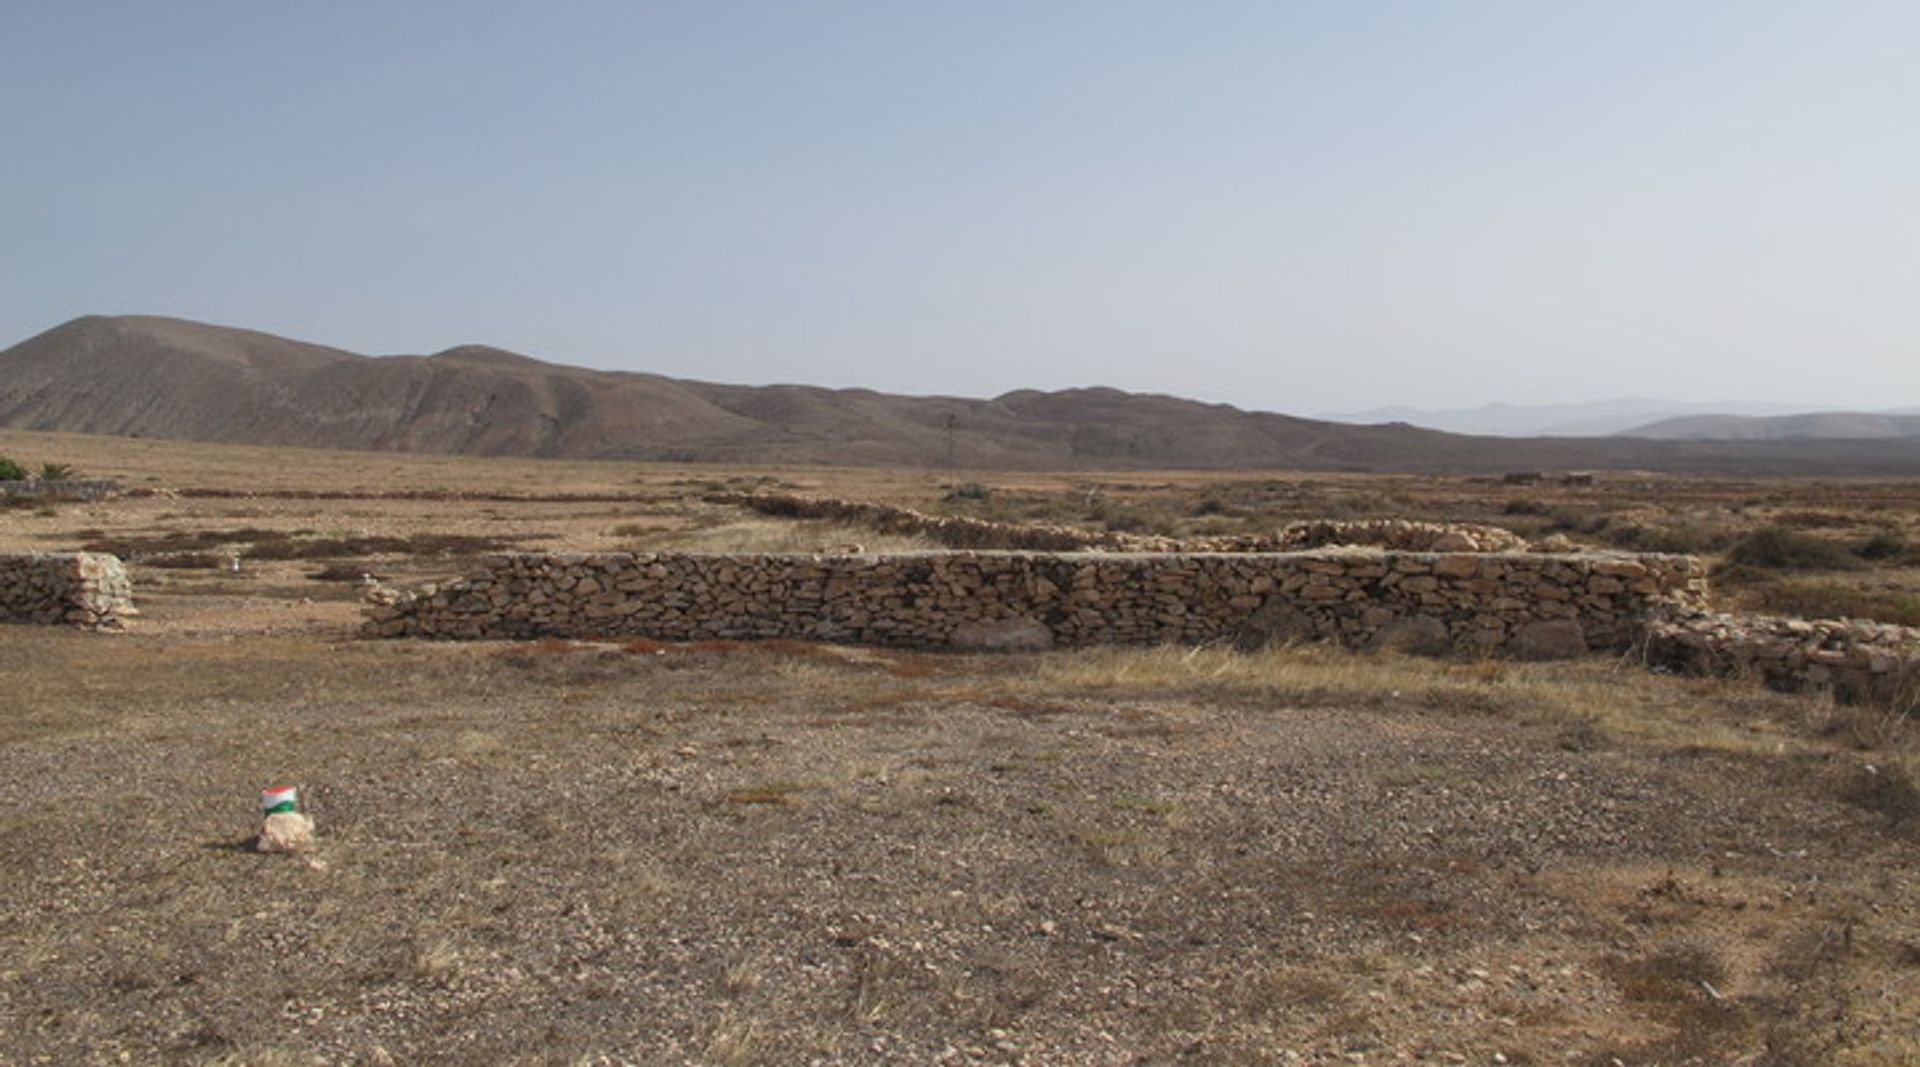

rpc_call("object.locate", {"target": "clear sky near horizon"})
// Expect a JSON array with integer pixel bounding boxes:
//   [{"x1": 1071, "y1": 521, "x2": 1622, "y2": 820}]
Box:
[{"x1": 2, "y1": 2, "x2": 1915, "y2": 415}]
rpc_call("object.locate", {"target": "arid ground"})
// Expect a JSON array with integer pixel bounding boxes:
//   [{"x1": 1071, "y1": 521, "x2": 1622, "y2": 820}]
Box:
[{"x1": 2, "y1": 429, "x2": 1917, "y2": 1065}]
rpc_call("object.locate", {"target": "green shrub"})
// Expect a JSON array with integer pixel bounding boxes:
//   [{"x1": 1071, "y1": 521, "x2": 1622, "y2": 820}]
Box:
[
  {"x1": 1857, "y1": 529, "x2": 1908, "y2": 562},
  {"x1": 1546, "y1": 509, "x2": 1613, "y2": 537},
  {"x1": 1725, "y1": 526, "x2": 1861, "y2": 571},
  {"x1": 0, "y1": 456, "x2": 26, "y2": 481},
  {"x1": 38, "y1": 462, "x2": 74, "y2": 481},
  {"x1": 1190, "y1": 493, "x2": 1234, "y2": 517},
  {"x1": 945, "y1": 482, "x2": 990, "y2": 502}
]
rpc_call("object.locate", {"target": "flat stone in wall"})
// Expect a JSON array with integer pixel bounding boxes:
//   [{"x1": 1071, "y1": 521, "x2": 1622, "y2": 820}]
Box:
[
  {"x1": 0, "y1": 553, "x2": 135, "y2": 629},
  {"x1": 365, "y1": 549, "x2": 1705, "y2": 657}
]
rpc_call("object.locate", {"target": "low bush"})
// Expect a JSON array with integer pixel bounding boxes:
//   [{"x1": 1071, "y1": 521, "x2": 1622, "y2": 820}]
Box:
[
  {"x1": 1857, "y1": 529, "x2": 1909, "y2": 562},
  {"x1": 1725, "y1": 526, "x2": 1861, "y2": 571},
  {"x1": 0, "y1": 456, "x2": 26, "y2": 481},
  {"x1": 1190, "y1": 493, "x2": 1235, "y2": 517},
  {"x1": 1546, "y1": 509, "x2": 1613, "y2": 537}
]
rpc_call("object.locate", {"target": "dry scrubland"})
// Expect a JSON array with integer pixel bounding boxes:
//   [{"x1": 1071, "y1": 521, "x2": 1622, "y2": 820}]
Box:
[{"x1": 2, "y1": 428, "x2": 1918, "y2": 1066}]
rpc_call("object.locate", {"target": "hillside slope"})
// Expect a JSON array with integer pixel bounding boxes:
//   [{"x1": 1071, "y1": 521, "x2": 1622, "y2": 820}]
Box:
[{"x1": 8, "y1": 315, "x2": 1920, "y2": 473}]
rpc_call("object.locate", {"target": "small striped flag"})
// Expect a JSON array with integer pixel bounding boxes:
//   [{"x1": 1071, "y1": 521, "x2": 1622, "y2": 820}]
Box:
[{"x1": 260, "y1": 786, "x2": 298, "y2": 815}]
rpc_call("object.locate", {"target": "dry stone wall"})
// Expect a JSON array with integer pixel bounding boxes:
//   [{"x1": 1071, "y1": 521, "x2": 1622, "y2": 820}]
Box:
[
  {"x1": 1271, "y1": 519, "x2": 1526, "y2": 554},
  {"x1": 711, "y1": 492, "x2": 1527, "y2": 554},
  {"x1": 1644, "y1": 603, "x2": 1920, "y2": 702},
  {"x1": 0, "y1": 479, "x2": 122, "y2": 502},
  {"x1": 0, "y1": 553, "x2": 135, "y2": 629},
  {"x1": 364, "y1": 549, "x2": 1705, "y2": 656}
]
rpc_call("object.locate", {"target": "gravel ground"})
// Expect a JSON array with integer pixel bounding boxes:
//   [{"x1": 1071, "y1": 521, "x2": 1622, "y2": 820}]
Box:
[{"x1": 3, "y1": 610, "x2": 1916, "y2": 1066}]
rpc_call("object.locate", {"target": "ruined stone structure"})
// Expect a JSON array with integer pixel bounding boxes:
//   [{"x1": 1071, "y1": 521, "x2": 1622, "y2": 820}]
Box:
[
  {"x1": 362, "y1": 549, "x2": 1706, "y2": 657},
  {"x1": 1644, "y1": 602, "x2": 1920, "y2": 701},
  {"x1": 0, "y1": 479, "x2": 123, "y2": 502},
  {"x1": 0, "y1": 553, "x2": 135, "y2": 629},
  {"x1": 711, "y1": 491, "x2": 1527, "y2": 555}
]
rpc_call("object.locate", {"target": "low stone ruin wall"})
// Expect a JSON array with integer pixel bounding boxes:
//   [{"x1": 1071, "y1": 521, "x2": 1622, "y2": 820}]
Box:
[
  {"x1": 711, "y1": 491, "x2": 1527, "y2": 554},
  {"x1": 1270, "y1": 519, "x2": 1526, "y2": 553},
  {"x1": 1644, "y1": 605, "x2": 1920, "y2": 702},
  {"x1": 0, "y1": 553, "x2": 135, "y2": 629},
  {"x1": 364, "y1": 549, "x2": 1705, "y2": 657},
  {"x1": 711, "y1": 492, "x2": 1102, "y2": 551},
  {"x1": 0, "y1": 479, "x2": 122, "y2": 502}
]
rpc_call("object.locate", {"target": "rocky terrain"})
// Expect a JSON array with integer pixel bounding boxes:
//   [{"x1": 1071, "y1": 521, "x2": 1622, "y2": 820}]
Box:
[{"x1": 3, "y1": 433, "x2": 1918, "y2": 1065}]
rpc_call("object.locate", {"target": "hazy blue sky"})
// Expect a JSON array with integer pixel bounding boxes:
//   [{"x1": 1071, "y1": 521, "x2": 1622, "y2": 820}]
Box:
[{"x1": 3, "y1": 2, "x2": 1914, "y2": 413}]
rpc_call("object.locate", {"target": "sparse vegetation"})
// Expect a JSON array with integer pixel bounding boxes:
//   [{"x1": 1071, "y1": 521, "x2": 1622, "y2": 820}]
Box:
[
  {"x1": 1857, "y1": 528, "x2": 1908, "y2": 562},
  {"x1": 1725, "y1": 525, "x2": 1862, "y2": 571},
  {"x1": 0, "y1": 455, "x2": 26, "y2": 481},
  {"x1": 3, "y1": 428, "x2": 1920, "y2": 1063},
  {"x1": 1731, "y1": 576, "x2": 1920, "y2": 627},
  {"x1": 1501, "y1": 497, "x2": 1552, "y2": 516}
]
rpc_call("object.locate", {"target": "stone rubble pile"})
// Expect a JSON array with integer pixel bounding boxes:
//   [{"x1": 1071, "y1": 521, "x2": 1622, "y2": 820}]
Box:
[
  {"x1": 363, "y1": 549, "x2": 1704, "y2": 657},
  {"x1": 1644, "y1": 602, "x2": 1920, "y2": 699},
  {"x1": 0, "y1": 552, "x2": 135, "y2": 628}
]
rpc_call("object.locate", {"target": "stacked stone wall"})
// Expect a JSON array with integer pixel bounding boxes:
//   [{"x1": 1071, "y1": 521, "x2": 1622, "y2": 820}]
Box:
[
  {"x1": 1645, "y1": 604, "x2": 1920, "y2": 702},
  {"x1": 710, "y1": 492, "x2": 1526, "y2": 554},
  {"x1": 0, "y1": 479, "x2": 122, "y2": 502},
  {"x1": 0, "y1": 553, "x2": 135, "y2": 628},
  {"x1": 364, "y1": 550, "x2": 1705, "y2": 656}
]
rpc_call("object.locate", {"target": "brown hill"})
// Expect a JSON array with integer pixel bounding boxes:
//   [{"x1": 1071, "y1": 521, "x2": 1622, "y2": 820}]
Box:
[{"x1": 8, "y1": 315, "x2": 1920, "y2": 474}]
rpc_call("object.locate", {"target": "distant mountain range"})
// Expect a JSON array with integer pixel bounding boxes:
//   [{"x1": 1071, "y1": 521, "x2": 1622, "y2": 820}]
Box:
[
  {"x1": 1322, "y1": 399, "x2": 1827, "y2": 438},
  {"x1": 1618, "y1": 411, "x2": 1920, "y2": 441},
  {"x1": 6, "y1": 315, "x2": 1920, "y2": 474}
]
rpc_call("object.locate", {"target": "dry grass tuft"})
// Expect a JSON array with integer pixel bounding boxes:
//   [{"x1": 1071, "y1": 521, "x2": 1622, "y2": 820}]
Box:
[
  {"x1": 699, "y1": 1009, "x2": 769, "y2": 1066},
  {"x1": 1837, "y1": 763, "x2": 1920, "y2": 826},
  {"x1": 408, "y1": 937, "x2": 464, "y2": 986}
]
